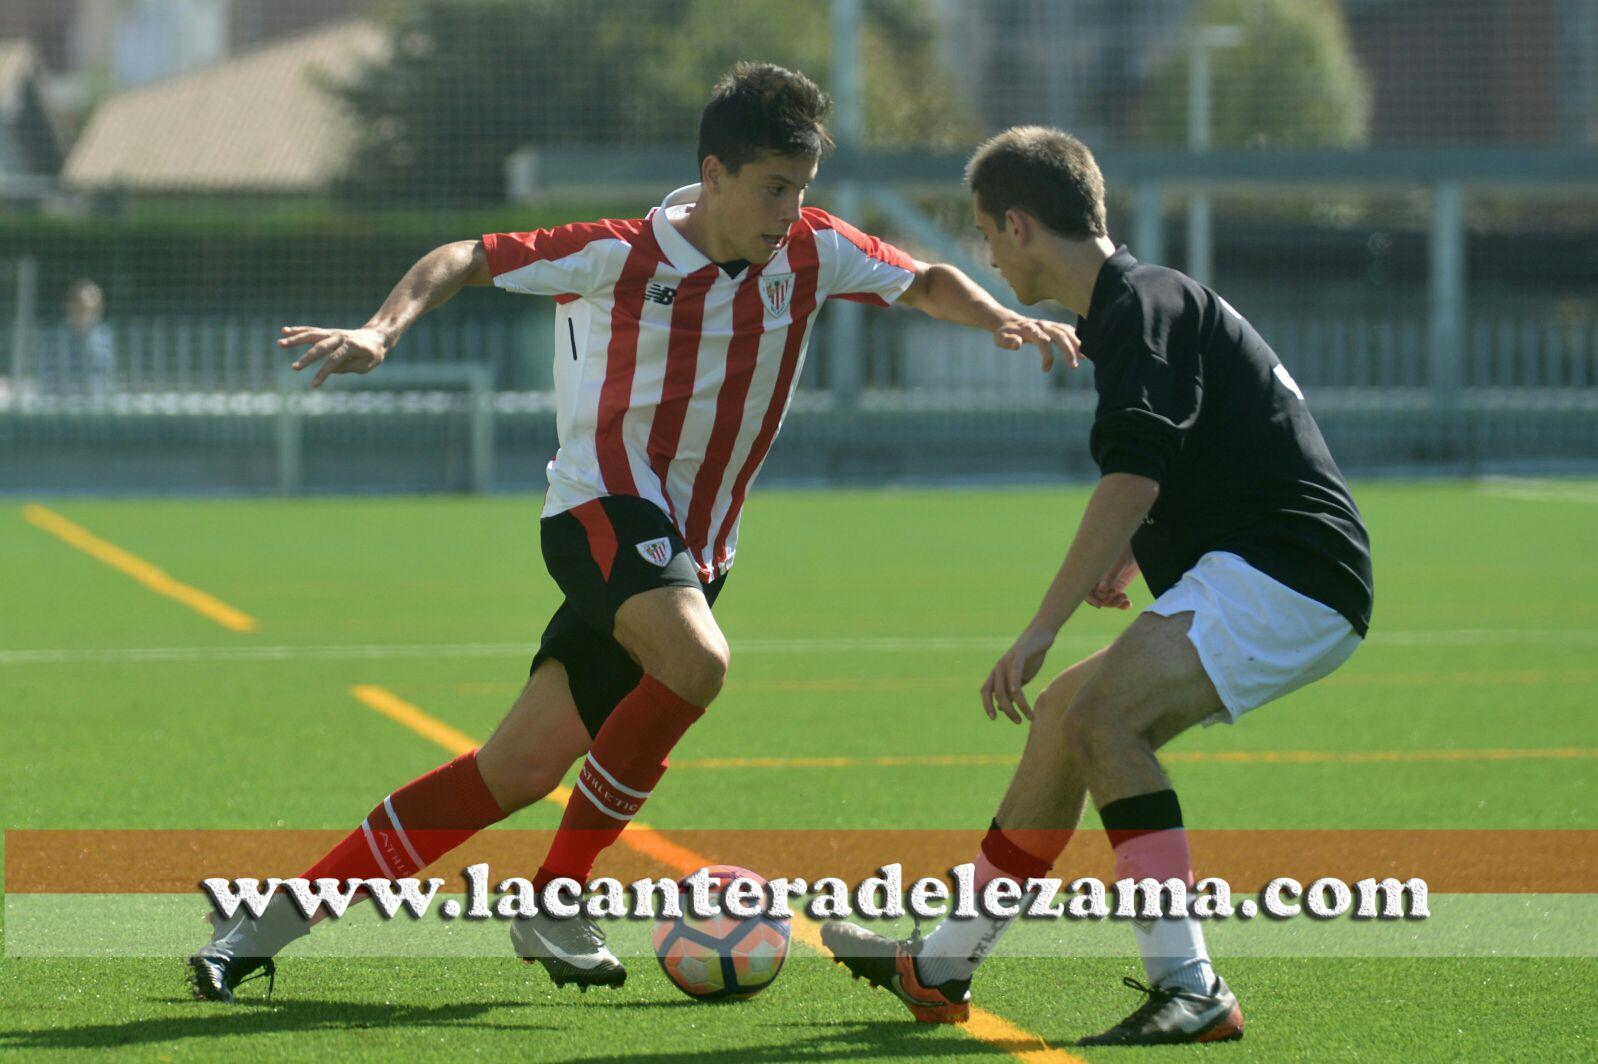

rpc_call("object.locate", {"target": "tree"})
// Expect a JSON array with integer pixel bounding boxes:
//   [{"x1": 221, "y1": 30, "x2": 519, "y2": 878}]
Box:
[
  {"x1": 331, "y1": 0, "x2": 970, "y2": 205},
  {"x1": 1135, "y1": 0, "x2": 1372, "y2": 149},
  {"x1": 634, "y1": 0, "x2": 972, "y2": 150}
]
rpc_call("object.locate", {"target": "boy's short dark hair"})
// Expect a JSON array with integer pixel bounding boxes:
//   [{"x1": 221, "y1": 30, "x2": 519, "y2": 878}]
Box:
[
  {"x1": 965, "y1": 126, "x2": 1108, "y2": 239},
  {"x1": 698, "y1": 62, "x2": 834, "y2": 173}
]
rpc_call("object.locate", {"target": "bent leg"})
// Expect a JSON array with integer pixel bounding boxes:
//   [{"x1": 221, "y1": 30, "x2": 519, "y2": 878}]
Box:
[
  {"x1": 916, "y1": 646, "x2": 1112, "y2": 987},
  {"x1": 534, "y1": 584, "x2": 730, "y2": 889},
  {"x1": 993, "y1": 645, "x2": 1112, "y2": 845},
  {"x1": 612, "y1": 584, "x2": 730, "y2": 706},
  {"x1": 1060, "y1": 611, "x2": 1223, "y2": 994},
  {"x1": 477, "y1": 659, "x2": 594, "y2": 812},
  {"x1": 1062, "y1": 611, "x2": 1220, "y2": 807}
]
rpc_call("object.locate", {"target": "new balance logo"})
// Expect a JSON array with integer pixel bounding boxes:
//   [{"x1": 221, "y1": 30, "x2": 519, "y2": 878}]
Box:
[{"x1": 645, "y1": 283, "x2": 677, "y2": 306}]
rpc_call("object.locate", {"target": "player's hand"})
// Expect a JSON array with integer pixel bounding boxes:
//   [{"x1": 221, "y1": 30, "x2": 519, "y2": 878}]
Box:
[
  {"x1": 1085, "y1": 548, "x2": 1140, "y2": 610},
  {"x1": 982, "y1": 624, "x2": 1055, "y2": 724},
  {"x1": 279, "y1": 325, "x2": 390, "y2": 389},
  {"x1": 993, "y1": 316, "x2": 1081, "y2": 371}
]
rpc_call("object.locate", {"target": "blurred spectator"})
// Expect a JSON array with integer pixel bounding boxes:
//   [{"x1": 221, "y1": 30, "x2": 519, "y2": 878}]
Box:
[{"x1": 39, "y1": 280, "x2": 116, "y2": 396}]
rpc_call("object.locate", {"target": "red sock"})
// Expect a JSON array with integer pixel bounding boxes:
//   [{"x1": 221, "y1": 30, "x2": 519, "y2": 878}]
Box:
[
  {"x1": 975, "y1": 818, "x2": 1073, "y2": 887},
  {"x1": 301, "y1": 750, "x2": 507, "y2": 890},
  {"x1": 534, "y1": 674, "x2": 704, "y2": 888}
]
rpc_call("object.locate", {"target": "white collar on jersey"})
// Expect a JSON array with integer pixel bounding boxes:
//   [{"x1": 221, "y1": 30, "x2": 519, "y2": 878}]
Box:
[{"x1": 651, "y1": 184, "x2": 713, "y2": 274}]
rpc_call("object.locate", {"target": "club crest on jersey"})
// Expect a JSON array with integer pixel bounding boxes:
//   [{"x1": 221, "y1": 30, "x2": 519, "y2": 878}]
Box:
[
  {"x1": 636, "y1": 537, "x2": 672, "y2": 567},
  {"x1": 760, "y1": 273, "x2": 795, "y2": 317}
]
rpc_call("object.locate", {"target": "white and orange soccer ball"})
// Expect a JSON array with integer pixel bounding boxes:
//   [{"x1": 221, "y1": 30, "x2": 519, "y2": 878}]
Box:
[{"x1": 652, "y1": 865, "x2": 790, "y2": 1002}]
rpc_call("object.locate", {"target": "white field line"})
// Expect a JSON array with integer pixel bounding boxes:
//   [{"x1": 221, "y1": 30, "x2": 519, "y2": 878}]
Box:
[
  {"x1": 3, "y1": 628, "x2": 1598, "y2": 666},
  {"x1": 1478, "y1": 477, "x2": 1598, "y2": 505}
]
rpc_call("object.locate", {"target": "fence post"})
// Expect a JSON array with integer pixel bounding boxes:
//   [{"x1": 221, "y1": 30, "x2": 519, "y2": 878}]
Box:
[
  {"x1": 828, "y1": 0, "x2": 864, "y2": 411},
  {"x1": 1428, "y1": 181, "x2": 1465, "y2": 404},
  {"x1": 1133, "y1": 181, "x2": 1165, "y2": 266},
  {"x1": 276, "y1": 370, "x2": 301, "y2": 494},
  {"x1": 468, "y1": 367, "x2": 494, "y2": 494},
  {"x1": 12, "y1": 255, "x2": 37, "y2": 391}
]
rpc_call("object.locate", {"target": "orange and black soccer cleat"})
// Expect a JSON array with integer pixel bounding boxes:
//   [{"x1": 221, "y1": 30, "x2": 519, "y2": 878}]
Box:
[{"x1": 820, "y1": 920, "x2": 971, "y2": 1023}]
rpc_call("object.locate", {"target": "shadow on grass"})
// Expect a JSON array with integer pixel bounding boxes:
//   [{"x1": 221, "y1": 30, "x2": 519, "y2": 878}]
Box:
[
  {"x1": 564, "y1": 1018, "x2": 1056, "y2": 1061},
  {"x1": 0, "y1": 998, "x2": 552, "y2": 1051}
]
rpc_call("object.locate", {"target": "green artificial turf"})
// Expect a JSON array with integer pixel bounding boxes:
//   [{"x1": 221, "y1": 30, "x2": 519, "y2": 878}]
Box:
[{"x1": 2, "y1": 482, "x2": 1595, "y2": 1060}]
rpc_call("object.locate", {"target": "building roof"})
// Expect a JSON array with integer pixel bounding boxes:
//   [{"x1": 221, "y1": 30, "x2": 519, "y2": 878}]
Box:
[{"x1": 62, "y1": 19, "x2": 387, "y2": 193}]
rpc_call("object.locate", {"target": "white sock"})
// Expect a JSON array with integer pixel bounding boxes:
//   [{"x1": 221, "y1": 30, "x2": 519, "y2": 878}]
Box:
[
  {"x1": 1114, "y1": 826, "x2": 1215, "y2": 993},
  {"x1": 1132, "y1": 915, "x2": 1215, "y2": 993},
  {"x1": 917, "y1": 907, "x2": 1015, "y2": 987},
  {"x1": 916, "y1": 850, "x2": 1027, "y2": 986}
]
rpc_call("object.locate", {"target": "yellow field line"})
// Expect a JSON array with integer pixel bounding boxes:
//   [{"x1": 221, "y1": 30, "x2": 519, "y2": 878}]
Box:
[
  {"x1": 351, "y1": 684, "x2": 479, "y2": 756},
  {"x1": 21, "y1": 503, "x2": 257, "y2": 633},
  {"x1": 349, "y1": 684, "x2": 1082, "y2": 1063},
  {"x1": 670, "y1": 747, "x2": 1598, "y2": 771}
]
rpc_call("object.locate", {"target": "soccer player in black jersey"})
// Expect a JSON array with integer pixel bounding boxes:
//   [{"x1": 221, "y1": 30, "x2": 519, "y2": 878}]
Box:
[{"x1": 824, "y1": 126, "x2": 1374, "y2": 1045}]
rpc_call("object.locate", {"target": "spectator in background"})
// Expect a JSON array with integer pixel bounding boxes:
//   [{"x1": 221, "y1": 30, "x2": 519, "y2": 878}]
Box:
[{"x1": 39, "y1": 280, "x2": 117, "y2": 396}]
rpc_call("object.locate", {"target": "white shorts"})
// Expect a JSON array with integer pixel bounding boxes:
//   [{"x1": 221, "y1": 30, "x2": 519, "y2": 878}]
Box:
[{"x1": 1144, "y1": 551, "x2": 1362, "y2": 724}]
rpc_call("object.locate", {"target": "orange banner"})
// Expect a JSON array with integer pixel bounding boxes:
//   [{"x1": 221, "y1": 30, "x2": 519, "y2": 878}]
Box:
[{"x1": 6, "y1": 829, "x2": 1595, "y2": 894}]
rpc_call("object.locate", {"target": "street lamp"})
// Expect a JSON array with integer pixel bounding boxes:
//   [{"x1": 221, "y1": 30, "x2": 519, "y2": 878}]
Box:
[{"x1": 1187, "y1": 24, "x2": 1243, "y2": 286}]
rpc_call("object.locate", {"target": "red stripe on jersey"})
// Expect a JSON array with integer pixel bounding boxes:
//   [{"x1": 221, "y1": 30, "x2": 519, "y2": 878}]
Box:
[
  {"x1": 482, "y1": 219, "x2": 647, "y2": 278},
  {"x1": 570, "y1": 499, "x2": 618, "y2": 582},
  {"x1": 801, "y1": 207, "x2": 917, "y2": 272},
  {"x1": 594, "y1": 227, "x2": 665, "y2": 497},
  {"x1": 711, "y1": 233, "x2": 822, "y2": 567},
  {"x1": 684, "y1": 275, "x2": 767, "y2": 561},
  {"x1": 646, "y1": 265, "x2": 720, "y2": 525}
]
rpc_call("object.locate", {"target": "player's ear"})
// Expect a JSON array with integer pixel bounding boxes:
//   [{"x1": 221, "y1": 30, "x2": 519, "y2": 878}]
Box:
[
  {"x1": 701, "y1": 155, "x2": 724, "y2": 193},
  {"x1": 1005, "y1": 208, "x2": 1031, "y2": 247}
]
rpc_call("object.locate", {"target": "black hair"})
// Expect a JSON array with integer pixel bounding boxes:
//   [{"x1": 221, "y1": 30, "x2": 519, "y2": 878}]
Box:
[
  {"x1": 698, "y1": 62, "x2": 834, "y2": 173},
  {"x1": 965, "y1": 126, "x2": 1108, "y2": 239}
]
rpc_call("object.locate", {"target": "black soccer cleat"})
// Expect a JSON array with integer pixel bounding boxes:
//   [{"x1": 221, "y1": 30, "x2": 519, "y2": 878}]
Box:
[
  {"x1": 188, "y1": 896, "x2": 310, "y2": 1003},
  {"x1": 189, "y1": 948, "x2": 275, "y2": 1004},
  {"x1": 820, "y1": 920, "x2": 971, "y2": 1023},
  {"x1": 1076, "y1": 974, "x2": 1245, "y2": 1046},
  {"x1": 510, "y1": 910, "x2": 627, "y2": 991}
]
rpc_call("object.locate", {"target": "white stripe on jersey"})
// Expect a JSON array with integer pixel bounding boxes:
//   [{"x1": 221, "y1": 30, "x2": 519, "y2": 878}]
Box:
[{"x1": 485, "y1": 185, "x2": 916, "y2": 578}]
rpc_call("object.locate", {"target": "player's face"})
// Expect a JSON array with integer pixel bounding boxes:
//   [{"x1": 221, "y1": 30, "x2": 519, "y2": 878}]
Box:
[
  {"x1": 973, "y1": 198, "x2": 1042, "y2": 305},
  {"x1": 717, "y1": 153, "x2": 818, "y2": 263}
]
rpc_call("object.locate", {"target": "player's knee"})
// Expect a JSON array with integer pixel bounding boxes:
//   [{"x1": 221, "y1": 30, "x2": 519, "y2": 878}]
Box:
[
  {"x1": 1060, "y1": 692, "x2": 1130, "y2": 767},
  {"x1": 477, "y1": 740, "x2": 578, "y2": 812},
  {"x1": 653, "y1": 635, "x2": 729, "y2": 707},
  {"x1": 1032, "y1": 682, "x2": 1073, "y2": 725}
]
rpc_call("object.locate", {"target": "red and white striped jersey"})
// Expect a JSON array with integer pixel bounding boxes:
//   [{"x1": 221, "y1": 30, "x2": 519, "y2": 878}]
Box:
[{"x1": 483, "y1": 184, "x2": 917, "y2": 580}]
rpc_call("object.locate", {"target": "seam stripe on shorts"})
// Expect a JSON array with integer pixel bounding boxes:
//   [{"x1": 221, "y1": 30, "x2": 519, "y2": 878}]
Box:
[{"x1": 569, "y1": 500, "x2": 618, "y2": 582}]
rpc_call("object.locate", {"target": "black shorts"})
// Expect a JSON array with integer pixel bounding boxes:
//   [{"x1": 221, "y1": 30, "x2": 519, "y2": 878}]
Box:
[{"x1": 530, "y1": 495, "x2": 726, "y2": 736}]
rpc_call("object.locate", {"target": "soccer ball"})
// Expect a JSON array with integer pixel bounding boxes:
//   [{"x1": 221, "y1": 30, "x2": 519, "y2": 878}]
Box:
[{"x1": 652, "y1": 864, "x2": 790, "y2": 1002}]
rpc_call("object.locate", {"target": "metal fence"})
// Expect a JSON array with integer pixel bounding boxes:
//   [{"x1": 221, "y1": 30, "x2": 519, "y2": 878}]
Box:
[{"x1": 3, "y1": 298, "x2": 1595, "y2": 496}]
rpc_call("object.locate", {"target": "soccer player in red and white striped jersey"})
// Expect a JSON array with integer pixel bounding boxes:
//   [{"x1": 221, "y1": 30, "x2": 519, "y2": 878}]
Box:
[{"x1": 191, "y1": 63, "x2": 1078, "y2": 1001}]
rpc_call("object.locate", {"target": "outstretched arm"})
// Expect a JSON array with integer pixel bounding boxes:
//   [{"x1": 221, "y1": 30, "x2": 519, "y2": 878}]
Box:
[
  {"x1": 981, "y1": 473, "x2": 1159, "y2": 722},
  {"x1": 279, "y1": 239, "x2": 492, "y2": 388},
  {"x1": 897, "y1": 260, "x2": 1080, "y2": 370}
]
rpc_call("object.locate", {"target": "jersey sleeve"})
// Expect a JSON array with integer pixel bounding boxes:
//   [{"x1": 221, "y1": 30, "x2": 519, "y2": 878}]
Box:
[
  {"x1": 1088, "y1": 300, "x2": 1203, "y2": 484},
  {"x1": 481, "y1": 220, "x2": 633, "y2": 299},
  {"x1": 804, "y1": 208, "x2": 917, "y2": 307}
]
